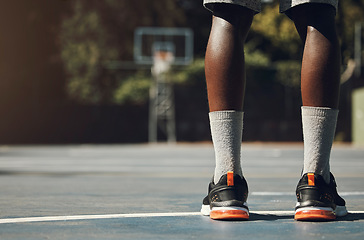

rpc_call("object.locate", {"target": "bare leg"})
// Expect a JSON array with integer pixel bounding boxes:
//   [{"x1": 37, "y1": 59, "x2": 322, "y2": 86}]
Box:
[
  {"x1": 205, "y1": 5, "x2": 254, "y2": 112},
  {"x1": 289, "y1": 4, "x2": 341, "y2": 108}
]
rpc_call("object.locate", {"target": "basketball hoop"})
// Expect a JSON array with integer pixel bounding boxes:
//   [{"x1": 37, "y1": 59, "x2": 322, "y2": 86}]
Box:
[
  {"x1": 151, "y1": 50, "x2": 175, "y2": 77},
  {"x1": 133, "y1": 27, "x2": 193, "y2": 143},
  {"x1": 134, "y1": 27, "x2": 193, "y2": 66}
]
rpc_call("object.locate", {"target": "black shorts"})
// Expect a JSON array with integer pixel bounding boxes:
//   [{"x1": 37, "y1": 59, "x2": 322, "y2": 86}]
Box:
[{"x1": 203, "y1": 0, "x2": 338, "y2": 14}]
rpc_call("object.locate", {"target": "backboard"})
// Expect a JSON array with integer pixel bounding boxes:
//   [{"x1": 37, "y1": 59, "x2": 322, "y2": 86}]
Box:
[{"x1": 134, "y1": 27, "x2": 193, "y2": 66}]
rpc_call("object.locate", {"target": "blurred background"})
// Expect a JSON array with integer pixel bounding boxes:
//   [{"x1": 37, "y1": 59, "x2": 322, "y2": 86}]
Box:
[{"x1": 0, "y1": 0, "x2": 363, "y2": 144}]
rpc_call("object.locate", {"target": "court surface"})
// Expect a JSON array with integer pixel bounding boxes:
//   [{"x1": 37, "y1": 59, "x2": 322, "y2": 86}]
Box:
[{"x1": 0, "y1": 143, "x2": 363, "y2": 239}]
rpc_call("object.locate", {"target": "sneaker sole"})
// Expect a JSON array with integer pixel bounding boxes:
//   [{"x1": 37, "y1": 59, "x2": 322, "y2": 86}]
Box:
[
  {"x1": 294, "y1": 207, "x2": 335, "y2": 221},
  {"x1": 210, "y1": 207, "x2": 249, "y2": 220}
]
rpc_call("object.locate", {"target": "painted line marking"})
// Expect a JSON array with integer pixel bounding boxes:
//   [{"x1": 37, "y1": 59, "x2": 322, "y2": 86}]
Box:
[
  {"x1": 0, "y1": 212, "x2": 201, "y2": 224},
  {"x1": 1, "y1": 211, "x2": 363, "y2": 224}
]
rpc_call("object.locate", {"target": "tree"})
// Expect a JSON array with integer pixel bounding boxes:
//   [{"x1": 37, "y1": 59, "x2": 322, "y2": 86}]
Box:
[
  {"x1": 60, "y1": 0, "x2": 186, "y2": 104},
  {"x1": 337, "y1": 0, "x2": 364, "y2": 63},
  {"x1": 60, "y1": 0, "x2": 364, "y2": 105},
  {"x1": 250, "y1": 2, "x2": 301, "y2": 61}
]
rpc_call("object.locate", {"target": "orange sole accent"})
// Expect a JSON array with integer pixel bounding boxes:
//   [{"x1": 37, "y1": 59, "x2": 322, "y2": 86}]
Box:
[
  {"x1": 210, "y1": 209, "x2": 249, "y2": 220},
  {"x1": 295, "y1": 209, "x2": 336, "y2": 221}
]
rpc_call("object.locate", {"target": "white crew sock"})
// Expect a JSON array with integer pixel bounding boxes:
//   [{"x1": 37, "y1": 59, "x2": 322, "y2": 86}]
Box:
[
  {"x1": 301, "y1": 106, "x2": 339, "y2": 183},
  {"x1": 209, "y1": 110, "x2": 243, "y2": 184}
]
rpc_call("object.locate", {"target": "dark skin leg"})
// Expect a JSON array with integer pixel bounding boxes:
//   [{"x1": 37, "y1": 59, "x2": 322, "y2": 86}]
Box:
[
  {"x1": 289, "y1": 4, "x2": 341, "y2": 108},
  {"x1": 205, "y1": 3, "x2": 340, "y2": 110},
  {"x1": 205, "y1": 5, "x2": 254, "y2": 112}
]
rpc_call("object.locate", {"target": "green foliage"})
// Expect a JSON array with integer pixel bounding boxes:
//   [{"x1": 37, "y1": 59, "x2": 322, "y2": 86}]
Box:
[
  {"x1": 245, "y1": 42, "x2": 270, "y2": 67},
  {"x1": 60, "y1": 0, "x2": 186, "y2": 104},
  {"x1": 112, "y1": 59, "x2": 206, "y2": 105},
  {"x1": 60, "y1": 1, "x2": 116, "y2": 104},
  {"x1": 172, "y1": 59, "x2": 205, "y2": 84},
  {"x1": 274, "y1": 61, "x2": 301, "y2": 88},
  {"x1": 60, "y1": 0, "x2": 364, "y2": 106},
  {"x1": 113, "y1": 72, "x2": 151, "y2": 105},
  {"x1": 250, "y1": 2, "x2": 301, "y2": 60},
  {"x1": 338, "y1": 0, "x2": 364, "y2": 62}
]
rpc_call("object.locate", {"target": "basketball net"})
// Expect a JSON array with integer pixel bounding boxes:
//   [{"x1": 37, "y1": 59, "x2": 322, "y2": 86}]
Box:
[{"x1": 151, "y1": 51, "x2": 174, "y2": 77}]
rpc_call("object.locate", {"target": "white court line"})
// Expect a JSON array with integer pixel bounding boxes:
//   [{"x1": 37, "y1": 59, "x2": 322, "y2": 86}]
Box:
[
  {"x1": 1, "y1": 211, "x2": 364, "y2": 224},
  {"x1": 0, "y1": 212, "x2": 201, "y2": 224},
  {"x1": 0, "y1": 192, "x2": 363, "y2": 224}
]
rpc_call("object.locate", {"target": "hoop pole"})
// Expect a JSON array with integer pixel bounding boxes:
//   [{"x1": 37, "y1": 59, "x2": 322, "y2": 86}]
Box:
[
  {"x1": 148, "y1": 51, "x2": 176, "y2": 143},
  {"x1": 354, "y1": 22, "x2": 362, "y2": 78}
]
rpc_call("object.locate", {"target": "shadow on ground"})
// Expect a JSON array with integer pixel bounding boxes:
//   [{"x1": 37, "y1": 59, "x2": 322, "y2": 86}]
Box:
[{"x1": 248, "y1": 212, "x2": 364, "y2": 221}]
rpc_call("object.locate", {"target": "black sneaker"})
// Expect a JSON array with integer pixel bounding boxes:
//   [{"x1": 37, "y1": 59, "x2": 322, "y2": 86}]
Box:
[
  {"x1": 295, "y1": 172, "x2": 348, "y2": 221},
  {"x1": 200, "y1": 171, "x2": 249, "y2": 220}
]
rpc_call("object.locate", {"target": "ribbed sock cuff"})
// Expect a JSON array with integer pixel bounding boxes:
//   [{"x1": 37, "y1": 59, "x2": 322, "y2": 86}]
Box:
[
  {"x1": 301, "y1": 106, "x2": 339, "y2": 118},
  {"x1": 209, "y1": 110, "x2": 244, "y2": 184},
  {"x1": 301, "y1": 106, "x2": 338, "y2": 183},
  {"x1": 209, "y1": 110, "x2": 244, "y2": 121}
]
